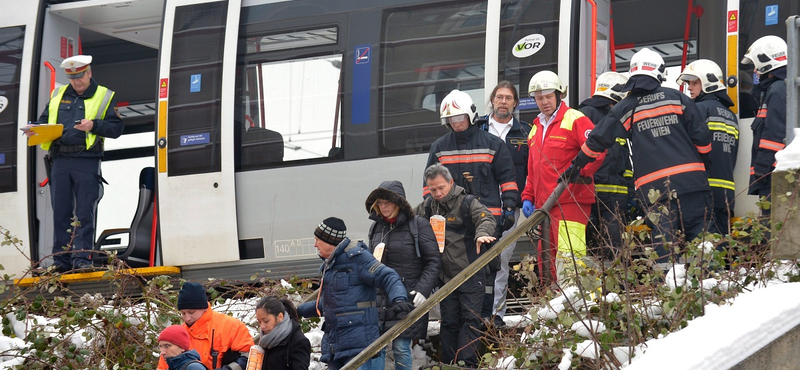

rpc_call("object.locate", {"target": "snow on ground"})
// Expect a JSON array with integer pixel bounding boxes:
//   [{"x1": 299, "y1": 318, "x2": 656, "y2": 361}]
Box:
[{"x1": 3, "y1": 275, "x2": 800, "y2": 369}]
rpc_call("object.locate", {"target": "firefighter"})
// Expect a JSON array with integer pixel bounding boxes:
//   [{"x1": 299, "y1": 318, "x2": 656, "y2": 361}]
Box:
[
  {"x1": 677, "y1": 59, "x2": 739, "y2": 234},
  {"x1": 741, "y1": 35, "x2": 788, "y2": 216},
  {"x1": 567, "y1": 48, "x2": 715, "y2": 270},
  {"x1": 578, "y1": 72, "x2": 632, "y2": 260},
  {"x1": 520, "y1": 70, "x2": 604, "y2": 285},
  {"x1": 425, "y1": 89, "x2": 518, "y2": 320}
]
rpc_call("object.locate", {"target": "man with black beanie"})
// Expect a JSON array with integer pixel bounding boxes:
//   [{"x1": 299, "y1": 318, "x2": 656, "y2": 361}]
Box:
[
  {"x1": 157, "y1": 282, "x2": 254, "y2": 370},
  {"x1": 298, "y1": 217, "x2": 412, "y2": 370}
]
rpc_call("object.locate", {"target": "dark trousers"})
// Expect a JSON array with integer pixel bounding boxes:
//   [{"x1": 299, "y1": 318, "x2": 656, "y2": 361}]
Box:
[
  {"x1": 647, "y1": 190, "x2": 716, "y2": 265},
  {"x1": 50, "y1": 156, "x2": 103, "y2": 268},
  {"x1": 440, "y1": 273, "x2": 484, "y2": 367},
  {"x1": 588, "y1": 193, "x2": 628, "y2": 260}
]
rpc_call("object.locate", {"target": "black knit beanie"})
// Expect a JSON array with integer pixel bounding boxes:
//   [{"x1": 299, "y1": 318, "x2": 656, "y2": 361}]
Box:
[
  {"x1": 177, "y1": 282, "x2": 208, "y2": 310},
  {"x1": 314, "y1": 217, "x2": 347, "y2": 246}
]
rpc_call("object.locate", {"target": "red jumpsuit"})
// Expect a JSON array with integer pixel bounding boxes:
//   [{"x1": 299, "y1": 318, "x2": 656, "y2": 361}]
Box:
[{"x1": 521, "y1": 103, "x2": 604, "y2": 282}]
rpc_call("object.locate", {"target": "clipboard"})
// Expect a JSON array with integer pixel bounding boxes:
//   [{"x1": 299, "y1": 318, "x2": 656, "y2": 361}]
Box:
[{"x1": 23, "y1": 124, "x2": 63, "y2": 146}]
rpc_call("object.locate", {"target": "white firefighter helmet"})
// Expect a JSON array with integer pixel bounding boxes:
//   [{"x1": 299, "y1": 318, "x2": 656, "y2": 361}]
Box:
[
  {"x1": 676, "y1": 59, "x2": 726, "y2": 94},
  {"x1": 528, "y1": 70, "x2": 567, "y2": 98},
  {"x1": 593, "y1": 72, "x2": 629, "y2": 102},
  {"x1": 629, "y1": 48, "x2": 666, "y2": 82},
  {"x1": 439, "y1": 89, "x2": 476, "y2": 126},
  {"x1": 741, "y1": 35, "x2": 787, "y2": 74}
]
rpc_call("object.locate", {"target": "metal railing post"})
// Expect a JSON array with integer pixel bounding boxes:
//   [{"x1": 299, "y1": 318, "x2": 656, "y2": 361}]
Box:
[{"x1": 785, "y1": 15, "x2": 799, "y2": 144}]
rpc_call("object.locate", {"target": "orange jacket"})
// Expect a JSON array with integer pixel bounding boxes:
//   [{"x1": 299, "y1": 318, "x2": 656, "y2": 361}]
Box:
[{"x1": 157, "y1": 304, "x2": 254, "y2": 370}]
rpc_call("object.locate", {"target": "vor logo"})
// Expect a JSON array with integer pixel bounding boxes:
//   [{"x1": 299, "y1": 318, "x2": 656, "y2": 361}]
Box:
[{"x1": 512, "y1": 34, "x2": 546, "y2": 58}]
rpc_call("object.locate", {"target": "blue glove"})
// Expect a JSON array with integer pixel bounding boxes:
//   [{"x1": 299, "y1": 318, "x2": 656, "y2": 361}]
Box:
[{"x1": 522, "y1": 200, "x2": 535, "y2": 217}]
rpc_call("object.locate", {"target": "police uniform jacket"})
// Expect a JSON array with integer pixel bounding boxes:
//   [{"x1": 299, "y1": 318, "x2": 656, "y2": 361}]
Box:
[
  {"x1": 296, "y1": 238, "x2": 408, "y2": 363},
  {"x1": 579, "y1": 84, "x2": 712, "y2": 202},
  {"x1": 695, "y1": 92, "x2": 738, "y2": 209},
  {"x1": 479, "y1": 115, "x2": 530, "y2": 206},
  {"x1": 35, "y1": 79, "x2": 124, "y2": 158},
  {"x1": 749, "y1": 67, "x2": 787, "y2": 195},
  {"x1": 424, "y1": 124, "x2": 519, "y2": 216},
  {"x1": 579, "y1": 98, "x2": 633, "y2": 202},
  {"x1": 521, "y1": 103, "x2": 604, "y2": 208}
]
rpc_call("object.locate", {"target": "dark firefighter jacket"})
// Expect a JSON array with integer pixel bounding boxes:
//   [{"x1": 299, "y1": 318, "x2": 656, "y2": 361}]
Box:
[
  {"x1": 478, "y1": 115, "x2": 531, "y2": 206},
  {"x1": 578, "y1": 83, "x2": 712, "y2": 202},
  {"x1": 424, "y1": 124, "x2": 519, "y2": 216},
  {"x1": 749, "y1": 67, "x2": 787, "y2": 195},
  {"x1": 579, "y1": 97, "x2": 633, "y2": 201},
  {"x1": 695, "y1": 91, "x2": 738, "y2": 209}
]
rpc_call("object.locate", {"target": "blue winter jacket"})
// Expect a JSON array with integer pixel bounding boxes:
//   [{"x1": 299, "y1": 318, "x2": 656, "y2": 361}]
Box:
[
  {"x1": 297, "y1": 237, "x2": 408, "y2": 363},
  {"x1": 165, "y1": 349, "x2": 207, "y2": 370}
]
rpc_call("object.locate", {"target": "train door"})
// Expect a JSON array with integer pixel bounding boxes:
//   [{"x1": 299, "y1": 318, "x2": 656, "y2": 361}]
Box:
[
  {"x1": 0, "y1": 1, "x2": 42, "y2": 277},
  {"x1": 156, "y1": 0, "x2": 242, "y2": 266}
]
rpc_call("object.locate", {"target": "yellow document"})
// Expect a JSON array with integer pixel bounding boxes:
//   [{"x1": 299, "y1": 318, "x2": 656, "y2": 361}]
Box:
[{"x1": 24, "y1": 124, "x2": 63, "y2": 146}]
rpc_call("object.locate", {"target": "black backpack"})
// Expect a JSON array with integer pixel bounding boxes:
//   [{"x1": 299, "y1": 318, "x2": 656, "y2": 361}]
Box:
[{"x1": 368, "y1": 215, "x2": 422, "y2": 258}]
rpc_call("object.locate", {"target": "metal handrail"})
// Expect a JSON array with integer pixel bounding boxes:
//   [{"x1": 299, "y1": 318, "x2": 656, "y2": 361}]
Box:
[{"x1": 340, "y1": 182, "x2": 568, "y2": 370}]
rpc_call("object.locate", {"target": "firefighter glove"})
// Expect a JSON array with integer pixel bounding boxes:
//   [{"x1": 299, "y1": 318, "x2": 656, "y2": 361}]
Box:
[
  {"x1": 558, "y1": 164, "x2": 583, "y2": 184},
  {"x1": 501, "y1": 207, "x2": 516, "y2": 231},
  {"x1": 522, "y1": 200, "x2": 535, "y2": 217}
]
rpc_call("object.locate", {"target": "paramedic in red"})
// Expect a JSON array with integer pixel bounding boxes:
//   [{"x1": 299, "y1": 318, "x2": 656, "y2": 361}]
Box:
[
  {"x1": 741, "y1": 35, "x2": 788, "y2": 216},
  {"x1": 520, "y1": 70, "x2": 604, "y2": 284},
  {"x1": 570, "y1": 48, "x2": 714, "y2": 269}
]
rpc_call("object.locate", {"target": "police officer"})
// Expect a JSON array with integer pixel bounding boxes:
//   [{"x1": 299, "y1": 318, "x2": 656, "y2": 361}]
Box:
[
  {"x1": 578, "y1": 72, "x2": 632, "y2": 260},
  {"x1": 568, "y1": 48, "x2": 714, "y2": 270},
  {"x1": 478, "y1": 81, "x2": 530, "y2": 327},
  {"x1": 741, "y1": 35, "x2": 788, "y2": 216},
  {"x1": 26, "y1": 55, "x2": 124, "y2": 272},
  {"x1": 424, "y1": 89, "x2": 518, "y2": 320},
  {"x1": 677, "y1": 59, "x2": 739, "y2": 234}
]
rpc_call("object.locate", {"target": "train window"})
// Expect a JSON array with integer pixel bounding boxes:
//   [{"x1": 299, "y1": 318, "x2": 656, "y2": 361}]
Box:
[
  {"x1": 378, "y1": 2, "x2": 488, "y2": 155},
  {"x1": 0, "y1": 26, "x2": 24, "y2": 193},
  {"x1": 239, "y1": 54, "x2": 343, "y2": 170},
  {"x1": 166, "y1": 2, "x2": 227, "y2": 177},
  {"x1": 245, "y1": 27, "x2": 338, "y2": 54}
]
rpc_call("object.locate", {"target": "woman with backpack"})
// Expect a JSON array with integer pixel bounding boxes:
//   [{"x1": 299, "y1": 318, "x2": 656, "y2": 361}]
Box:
[
  {"x1": 253, "y1": 296, "x2": 311, "y2": 370},
  {"x1": 158, "y1": 325, "x2": 208, "y2": 370},
  {"x1": 365, "y1": 180, "x2": 441, "y2": 370}
]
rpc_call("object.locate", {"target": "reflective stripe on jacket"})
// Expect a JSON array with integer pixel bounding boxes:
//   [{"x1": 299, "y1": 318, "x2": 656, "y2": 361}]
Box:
[
  {"x1": 581, "y1": 86, "x2": 711, "y2": 201},
  {"x1": 41, "y1": 84, "x2": 114, "y2": 151},
  {"x1": 749, "y1": 69, "x2": 787, "y2": 195},
  {"x1": 696, "y1": 93, "x2": 738, "y2": 209},
  {"x1": 424, "y1": 124, "x2": 519, "y2": 214},
  {"x1": 522, "y1": 103, "x2": 603, "y2": 207}
]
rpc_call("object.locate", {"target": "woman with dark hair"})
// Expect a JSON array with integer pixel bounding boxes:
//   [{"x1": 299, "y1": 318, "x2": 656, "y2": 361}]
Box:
[
  {"x1": 365, "y1": 180, "x2": 441, "y2": 370},
  {"x1": 254, "y1": 296, "x2": 311, "y2": 370}
]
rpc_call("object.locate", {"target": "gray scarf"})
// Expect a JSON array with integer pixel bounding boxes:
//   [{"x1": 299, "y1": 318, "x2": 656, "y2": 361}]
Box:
[{"x1": 258, "y1": 311, "x2": 292, "y2": 350}]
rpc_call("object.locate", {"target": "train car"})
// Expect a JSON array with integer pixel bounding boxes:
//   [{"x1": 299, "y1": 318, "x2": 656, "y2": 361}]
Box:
[
  {"x1": 0, "y1": 0, "x2": 609, "y2": 283},
  {"x1": 2, "y1": 0, "x2": 793, "y2": 285}
]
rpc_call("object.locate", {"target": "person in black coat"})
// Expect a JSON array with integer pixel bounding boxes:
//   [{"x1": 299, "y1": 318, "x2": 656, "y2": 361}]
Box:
[
  {"x1": 254, "y1": 296, "x2": 311, "y2": 370},
  {"x1": 365, "y1": 180, "x2": 441, "y2": 370}
]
